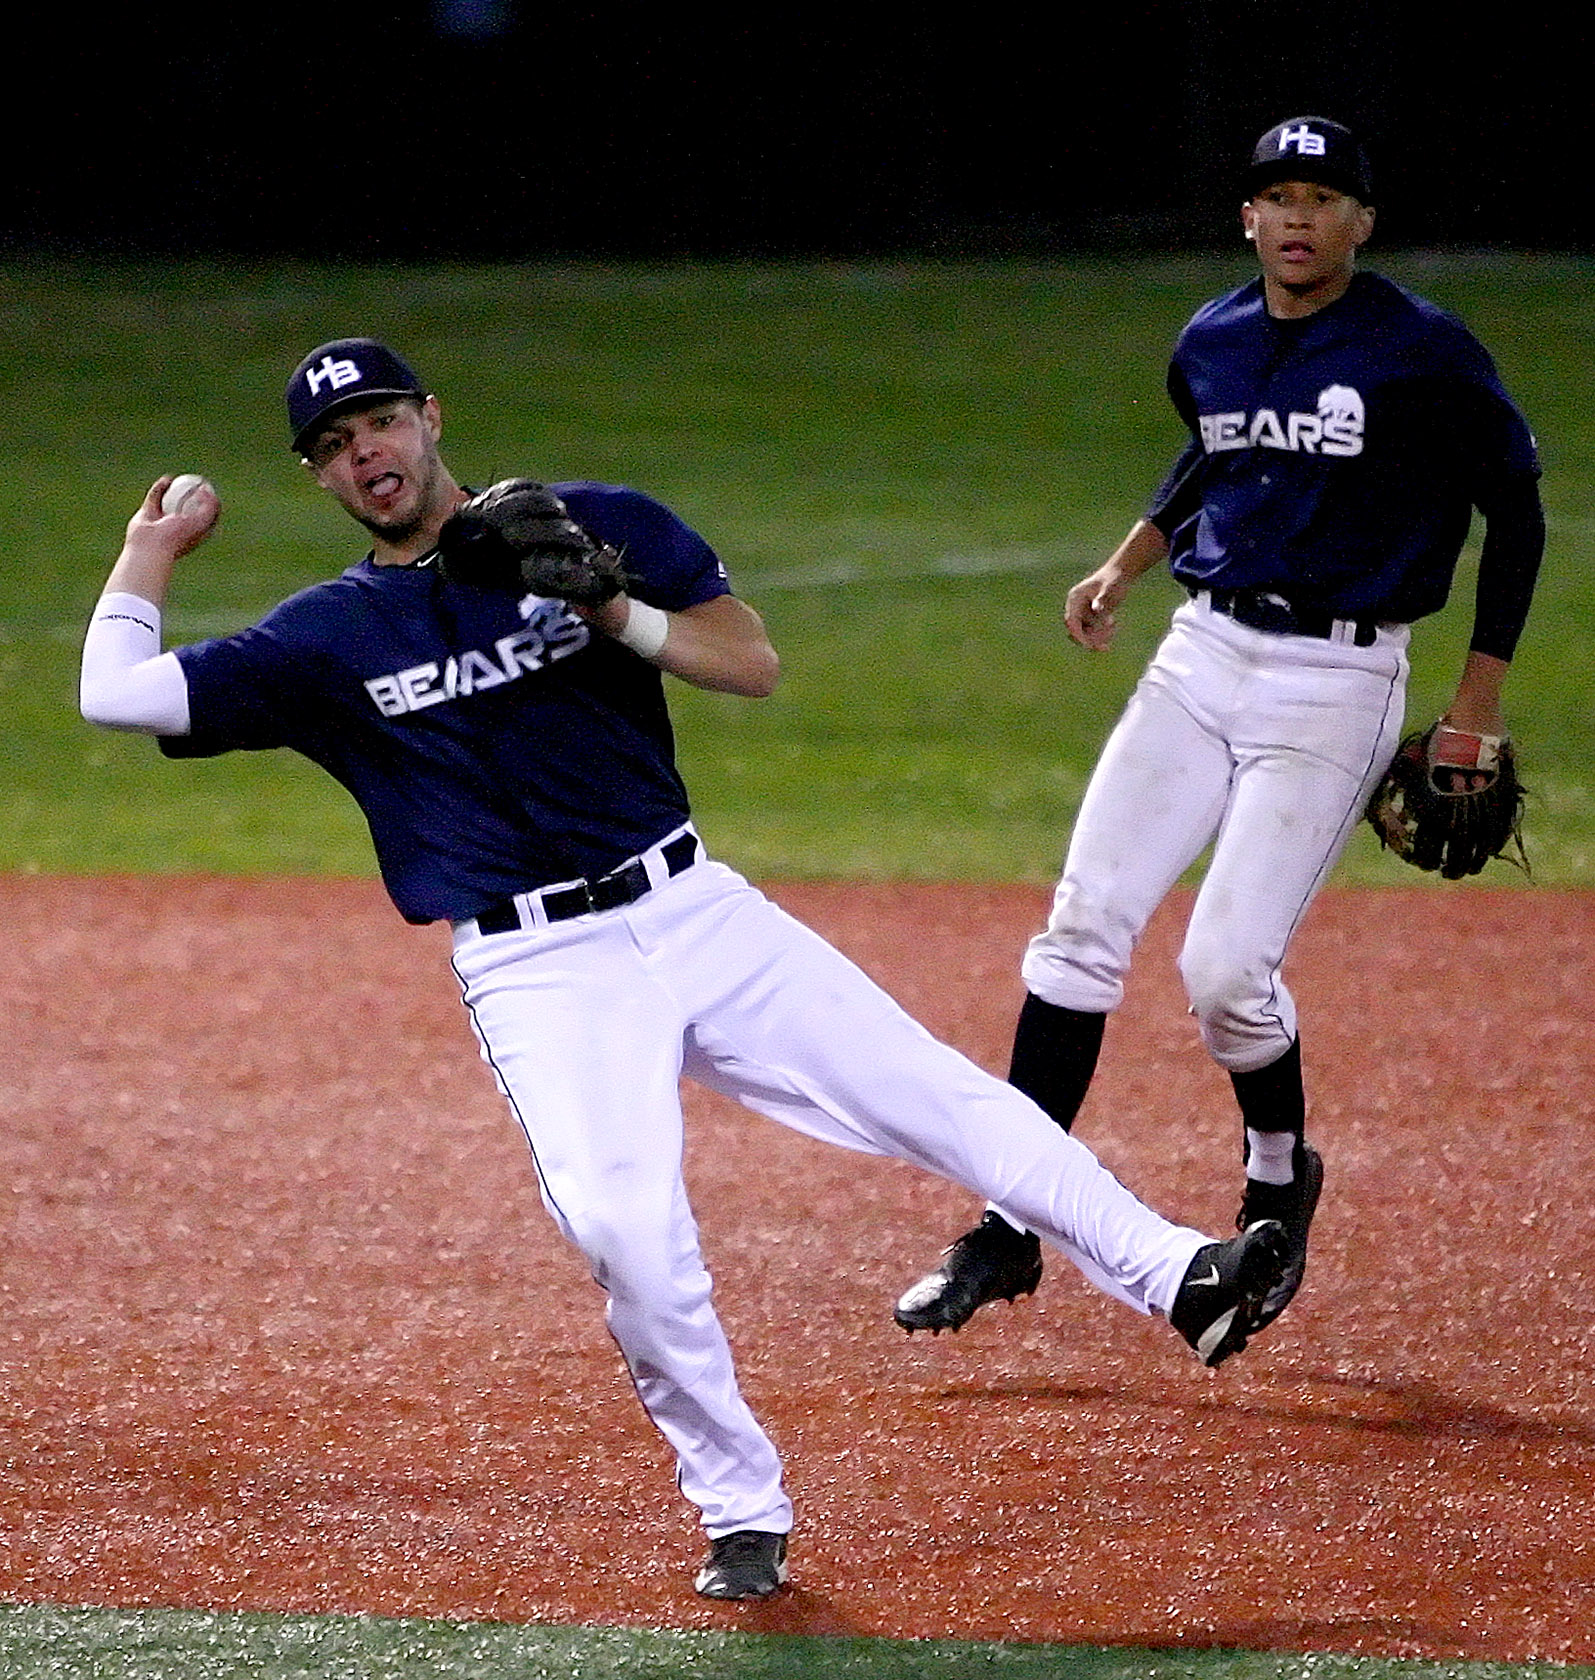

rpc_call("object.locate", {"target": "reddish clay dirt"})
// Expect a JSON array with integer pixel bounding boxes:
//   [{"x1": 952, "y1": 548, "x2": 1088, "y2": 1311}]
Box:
[{"x1": 0, "y1": 875, "x2": 1591, "y2": 1662}]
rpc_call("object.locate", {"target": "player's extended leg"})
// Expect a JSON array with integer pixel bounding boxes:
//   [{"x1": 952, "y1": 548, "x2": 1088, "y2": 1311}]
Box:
[
  {"x1": 449, "y1": 912, "x2": 794, "y2": 1564},
  {"x1": 897, "y1": 666, "x2": 1238, "y2": 1331},
  {"x1": 654, "y1": 862, "x2": 1287, "y2": 1367},
  {"x1": 1178, "y1": 619, "x2": 1408, "y2": 1327}
]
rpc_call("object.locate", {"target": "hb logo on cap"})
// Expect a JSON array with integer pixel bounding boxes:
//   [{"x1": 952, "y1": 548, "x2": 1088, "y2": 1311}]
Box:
[
  {"x1": 303, "y1": 354, "x2": 366, "y2": 398},
  {"x1": 1277, "y1": 124, "x2": 1327, "y2": 157}
]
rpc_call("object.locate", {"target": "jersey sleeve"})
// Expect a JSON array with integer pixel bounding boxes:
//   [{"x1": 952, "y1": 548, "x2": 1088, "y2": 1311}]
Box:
[
  {"x1": 554, "y1": 482, "x2": 731, "y2": 611},
  {"x1": 158, "y1": 607, "x2": 314, "y2": 759},
  {"x1": 1423, "y1": 312, "x2": 1541, "y2": 479},
  {"x1": 1146, "y1": 437, "x2": 1204, "y2": 538}
]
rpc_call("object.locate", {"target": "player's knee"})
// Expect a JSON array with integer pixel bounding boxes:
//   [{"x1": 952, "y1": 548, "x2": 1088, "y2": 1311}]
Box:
[
  {"x1": 1179, "y1": 946, "x2": 1292, "y2": 1066},
  {"x1": 562, "y1": 1208, "x2": 703, "y2": 1303},
  {"x1": 1178, "y1": 944, "x2": 1259, "y2": 1036}
]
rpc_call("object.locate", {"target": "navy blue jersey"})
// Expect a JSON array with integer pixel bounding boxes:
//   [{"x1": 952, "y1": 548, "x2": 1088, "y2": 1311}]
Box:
[
  {"x1": 1147, "y1": 271, "x2": 1542, "y2": 652},
  {"x1": 160, "y1": 482, "x2": 730, "y2": 924}
]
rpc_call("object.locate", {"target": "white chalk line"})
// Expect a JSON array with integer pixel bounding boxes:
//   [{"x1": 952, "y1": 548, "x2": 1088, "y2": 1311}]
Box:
[{"x1": 12, "y1": 513, "x2": 1592, "y2": 639}]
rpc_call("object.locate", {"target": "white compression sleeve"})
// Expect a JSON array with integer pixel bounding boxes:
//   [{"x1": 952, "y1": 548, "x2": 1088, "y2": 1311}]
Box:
[{"x1": 79, "y1": 592, "x2": 191, "y2": 734}]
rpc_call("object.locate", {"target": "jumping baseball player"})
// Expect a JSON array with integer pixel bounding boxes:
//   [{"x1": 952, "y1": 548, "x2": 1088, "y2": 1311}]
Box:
[
  {"x1": 80, "y1": 338, "x2": 1292, "y2": 1601},
  {"x1": 896, "y1": 117, "x2": 1544, "y2": 1338}
]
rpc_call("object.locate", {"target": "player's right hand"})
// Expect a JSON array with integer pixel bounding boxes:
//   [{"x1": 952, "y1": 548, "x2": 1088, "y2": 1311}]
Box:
[
  {"x1": 1065, "y1": 567, "x2": 1129, "y2": 650},
  {"x1": 126, "y1": 476, "x2": 221, "y2": 560}
]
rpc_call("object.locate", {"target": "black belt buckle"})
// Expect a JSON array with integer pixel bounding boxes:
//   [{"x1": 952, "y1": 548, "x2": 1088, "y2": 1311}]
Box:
[
  {"x1": 1235, "y1": 589, "x2": 1298, "y2": 636},
  {"x1": 588, "y1": 859, "x2": 649, "y2": 913},
  {"x1": 544, "y1": 858, "x2": 648, "y2": 921},
  {"x1": 476, "y1": 831, "x2": 700, "y2": 934}
]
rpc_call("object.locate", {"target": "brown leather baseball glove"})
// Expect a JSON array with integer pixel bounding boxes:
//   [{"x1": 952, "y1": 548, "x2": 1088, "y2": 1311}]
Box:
[{"x1": 1365, "y1": 721, "x2": 1527, "y2": 880}]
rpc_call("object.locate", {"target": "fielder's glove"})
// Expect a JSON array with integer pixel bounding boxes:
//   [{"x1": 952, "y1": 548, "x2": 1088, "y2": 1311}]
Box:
[
  {"x1": 435, "y1": 479, "x2": 629, "y2": 607},
  {"x1": 1365, "y1": 721, "x2": 1527, "y2": 880}
]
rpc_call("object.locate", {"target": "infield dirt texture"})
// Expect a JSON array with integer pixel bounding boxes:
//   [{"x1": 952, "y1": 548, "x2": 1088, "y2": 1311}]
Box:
[{"x1": 2, "y1": 874, "x2": 1590, "y2": 1665}]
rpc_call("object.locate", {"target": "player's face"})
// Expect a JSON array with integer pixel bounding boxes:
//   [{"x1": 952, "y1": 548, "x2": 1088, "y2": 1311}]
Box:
[
  {"x1": 303, "y1": 397, "x2": 451, "y2": 541},
  {"x1": 1242, "y1": 180, "x2": 1374, "y2": 308}
]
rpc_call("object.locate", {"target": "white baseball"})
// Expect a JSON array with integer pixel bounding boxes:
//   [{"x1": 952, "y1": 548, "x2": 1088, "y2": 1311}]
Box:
[{"x1": 161, "y1": 473, "x2": 212, "y2": 515}]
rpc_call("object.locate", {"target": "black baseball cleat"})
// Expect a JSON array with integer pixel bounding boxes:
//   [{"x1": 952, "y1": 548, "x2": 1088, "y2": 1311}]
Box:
[
  {"x1": 1169, "y1": 1220, "x2": 1290, "y2": 1368},
  {"x1": 693, "y1": 1529, "x2": 789, "y2": 1600},
  {"x1": 893, "y1": 1211, "x2": 1044, "y2": 1334},
  {"x1": 1237, "y1": 1144, "x2": 1324, "y2": 1331}
]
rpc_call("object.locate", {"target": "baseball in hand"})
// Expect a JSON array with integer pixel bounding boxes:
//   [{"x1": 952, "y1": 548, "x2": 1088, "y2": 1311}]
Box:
[{"x1": 161, "y1": 474, "x2": 212, "y2": 515}]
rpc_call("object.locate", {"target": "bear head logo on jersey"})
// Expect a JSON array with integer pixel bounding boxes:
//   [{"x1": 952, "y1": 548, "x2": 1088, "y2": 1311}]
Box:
[{"x1": 1316, "y1": 384, "x2": 1365, "y2": 456}]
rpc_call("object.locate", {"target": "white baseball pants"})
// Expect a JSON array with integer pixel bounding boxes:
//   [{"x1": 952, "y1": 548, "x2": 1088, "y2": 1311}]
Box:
[
  {"x1": 452, "y1": 842, "x2": 1210, "y2": 1538},
  {"x1": 1022, "y1": 596, "x2": 1411, "y2": 1071}
]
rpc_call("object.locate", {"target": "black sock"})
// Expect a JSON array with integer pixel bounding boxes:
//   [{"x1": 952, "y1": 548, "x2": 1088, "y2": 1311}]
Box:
[
  {"x1": 1007, "y1": 993, "x2": 1106, "y2": 1134},
  {"x1": 1230, "y1": 1038, "x2": 1305, "y2": 1178}
]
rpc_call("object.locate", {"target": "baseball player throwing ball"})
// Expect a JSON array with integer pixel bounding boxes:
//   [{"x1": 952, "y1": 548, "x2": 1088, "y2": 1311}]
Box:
[
  {"x1": 81, "y1": 338, "x2": 1292, "y2": 1600},
  {"x1": 897, "y1": 117, "x2": 1544, "y2": 1339}
]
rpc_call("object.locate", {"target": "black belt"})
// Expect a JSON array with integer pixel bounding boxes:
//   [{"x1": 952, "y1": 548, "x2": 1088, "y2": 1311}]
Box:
[
  {"x1": 473, "y1": 830, "x2": 701, "y2": 935},
  {"x1": 1195, "y1": 587, "x2": 1380, "y2": 648}
]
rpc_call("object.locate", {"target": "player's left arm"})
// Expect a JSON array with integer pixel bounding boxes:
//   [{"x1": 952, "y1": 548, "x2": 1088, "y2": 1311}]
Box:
[
  {"x1": 1434, "y1": 343, "x2": 1545, "y2": 739},
  {"x1": 441, "y1": 481, "x2": 779, "y2": 697},
  {"x1": 582, "y1": 593, "x2": 779, "y2": 697},
  {"x1": 1422, "y1": 474, "x2": 1540, "y2": 789},
  {"x1": 1439, "y1": 479, "x2": 1542, "y2": 747}
]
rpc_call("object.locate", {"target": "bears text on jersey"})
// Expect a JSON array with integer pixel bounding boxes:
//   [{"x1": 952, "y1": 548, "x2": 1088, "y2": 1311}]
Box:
[
  {"x1": 1198, "y1": 384, "x2": 1365, "y2": 458},
  {"x1": 364, "y1": 594, "x2": 590, "y2": 718}
]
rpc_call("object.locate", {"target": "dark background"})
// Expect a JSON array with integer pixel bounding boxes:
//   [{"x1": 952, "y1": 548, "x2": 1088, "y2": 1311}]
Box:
[{"x1": 4, "y1": 6, "x2": 1586, "y2": 259}]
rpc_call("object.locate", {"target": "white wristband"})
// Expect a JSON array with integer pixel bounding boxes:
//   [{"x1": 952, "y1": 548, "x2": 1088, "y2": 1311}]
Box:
[{"x1": 614, "y1": 598, "x2": 670, "y2": 660}]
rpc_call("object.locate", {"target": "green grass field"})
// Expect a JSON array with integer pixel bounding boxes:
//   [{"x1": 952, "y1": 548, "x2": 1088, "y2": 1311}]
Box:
[
  {"x1": 1, "y1": 1605, "x2": 1591, "y2": 1680},
  {"x1": 3, "y1": 255, "x2": 1591, "y2": 882},
  {"x1": 3, "y1": 258, "x2": 1592, "y2": 1675}
]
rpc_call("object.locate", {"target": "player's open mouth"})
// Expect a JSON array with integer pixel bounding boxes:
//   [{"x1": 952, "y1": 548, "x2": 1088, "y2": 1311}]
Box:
[
  {"x1": 1278, "y1": 241, "x2": 1314, "y2": 258},
  {"x1": 366, "y1": 472, "x2": 404, "y2": 498}
]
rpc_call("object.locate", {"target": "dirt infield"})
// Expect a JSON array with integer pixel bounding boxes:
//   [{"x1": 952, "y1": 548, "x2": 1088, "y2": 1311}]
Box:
[{"x1": 0, "y1": 876, "x2": 1590, "y2": 1662}]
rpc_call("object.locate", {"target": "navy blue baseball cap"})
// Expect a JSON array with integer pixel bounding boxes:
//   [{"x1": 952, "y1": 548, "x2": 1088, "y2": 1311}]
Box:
[
  {"x1": 1245, "y1": 117, "x2": 1371, "y2": 203},
  {"x1": 286, "y1": 338, "x2": 429, "y2": 453}
]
